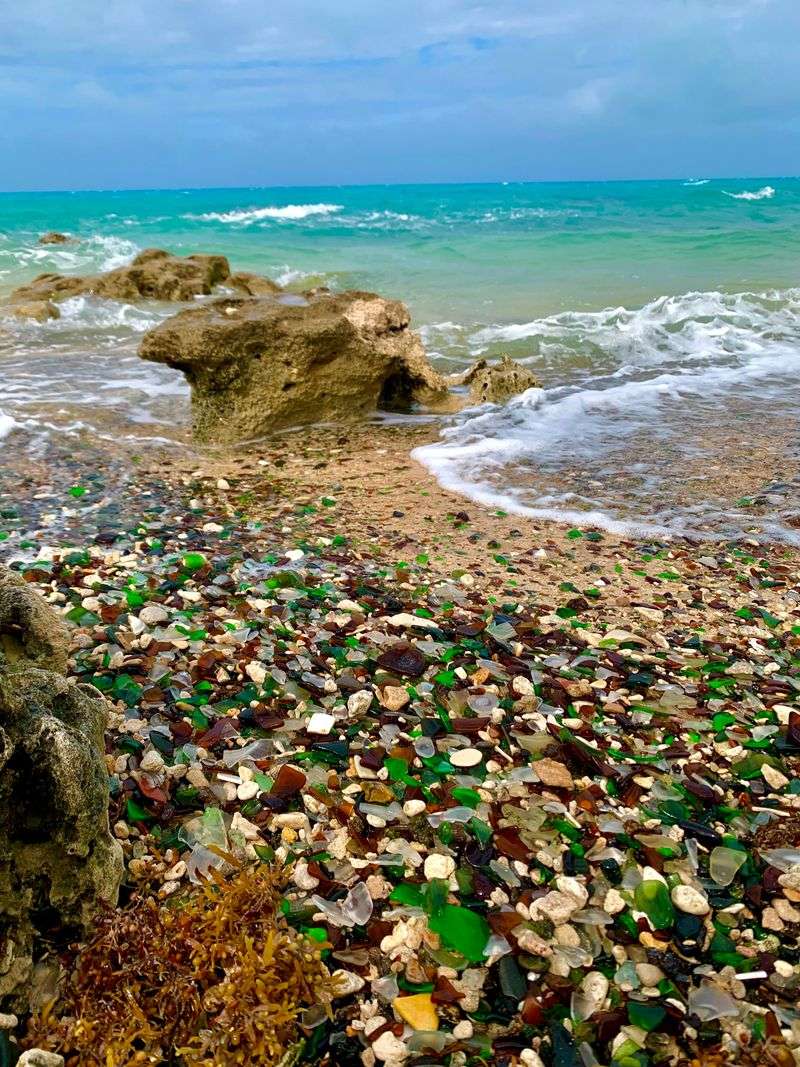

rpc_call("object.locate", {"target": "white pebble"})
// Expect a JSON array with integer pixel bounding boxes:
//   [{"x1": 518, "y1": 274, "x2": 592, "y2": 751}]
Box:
[
  {"x1": 424, "y1": 853, "x2": 456, "y2": 881},
  {"x1": 449, "y1": 747, "x2": 483, "y2": 768},
  {"x1": 307, "y1": 712, "x2": 336, "y2": 735},
  {"x1": 671, "y1": 884, "x2": 710, "y2": 915}
]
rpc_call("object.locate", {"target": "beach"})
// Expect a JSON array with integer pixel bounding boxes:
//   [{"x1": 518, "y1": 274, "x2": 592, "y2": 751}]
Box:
[{"x1": 2, "y1": 182, "x2": 800, "y2": 1066}]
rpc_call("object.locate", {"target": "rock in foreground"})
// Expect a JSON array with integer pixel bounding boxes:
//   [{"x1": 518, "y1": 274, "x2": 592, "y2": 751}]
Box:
[
  {"x1": 139, "y1": 291, "x2": 452, "y2": 442},
  {"x1": 0, "y1": 567, "x2": 123, "y2": 1012}
]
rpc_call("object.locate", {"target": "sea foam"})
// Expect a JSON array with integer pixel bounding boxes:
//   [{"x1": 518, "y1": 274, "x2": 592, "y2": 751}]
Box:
[
  {"x1": 188, "y1": 204, "x2": 343, "y2": 223},
  {"x1": 723, "y1": 185, "x2": 775, "y2": 201}
]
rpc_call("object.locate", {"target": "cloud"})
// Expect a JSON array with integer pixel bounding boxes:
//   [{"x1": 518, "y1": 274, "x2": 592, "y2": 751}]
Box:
[{"x1": 1, "y1": 0, "x2": 799, "y2": 188}]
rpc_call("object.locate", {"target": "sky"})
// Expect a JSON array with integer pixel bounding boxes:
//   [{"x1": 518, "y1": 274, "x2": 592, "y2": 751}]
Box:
[{"x1": 1, "y1": 0, "x2": 798, "y2": 190}]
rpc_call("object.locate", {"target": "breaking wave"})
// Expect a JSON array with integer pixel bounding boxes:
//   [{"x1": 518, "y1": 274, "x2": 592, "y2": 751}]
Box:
[
  {"x1": 723, "y1": 185, "x2": 775, "y2": 201},
  {"x1": 188, "y1": 203, "x2": 344, "y2": 223}
]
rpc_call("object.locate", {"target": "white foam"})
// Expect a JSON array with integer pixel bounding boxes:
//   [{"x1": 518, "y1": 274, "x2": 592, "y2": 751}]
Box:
[
  {"x1": 723, "y1": 185, "x2": 775, "y2": 201},
  {"x1": 0, "y1": 412, "x2": 17, "y2": 440},
  {"x1": 683, "y1": 178, "x2": 710, "y2": 186},
  {"x1": 188, "y1": 203, "x2": 343, "y2": 223},
  {"x1": 415, "y1": 285, "x2": 800, "y2": 540}
]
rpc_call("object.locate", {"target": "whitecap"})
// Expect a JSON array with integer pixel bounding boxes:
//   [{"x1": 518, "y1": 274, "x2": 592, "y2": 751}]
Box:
[
  {"x1": 187, "y1": 203, "x2": 343, "y2": 223},
  {"x1": 683, "y1": 178, "x2": 710, "y2": 186},
  {"x1": 722, "y1": 185, "x2": 775, "y2": 201},
  {"x1": 0, "y1": 412, "x2": 17, "y2": 440}
]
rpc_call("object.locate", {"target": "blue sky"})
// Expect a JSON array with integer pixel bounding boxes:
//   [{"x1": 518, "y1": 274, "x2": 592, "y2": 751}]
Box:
[{"x1": 1, "y1": 0, "x2": 798, "y2": 190}]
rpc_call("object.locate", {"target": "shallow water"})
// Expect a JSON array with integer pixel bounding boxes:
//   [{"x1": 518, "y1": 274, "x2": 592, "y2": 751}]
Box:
[{"x1": 1, "y1": 179, "x2": 799, "y2": 540}]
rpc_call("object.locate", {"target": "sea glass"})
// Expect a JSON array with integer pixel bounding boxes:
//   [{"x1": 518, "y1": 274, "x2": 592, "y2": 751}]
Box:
[
  {"x1": 709, "y1": 846, "x2": 747, "y2": 887},
  {"x1": 633, "y1": 879, "x2": 674, "y2": 929}
]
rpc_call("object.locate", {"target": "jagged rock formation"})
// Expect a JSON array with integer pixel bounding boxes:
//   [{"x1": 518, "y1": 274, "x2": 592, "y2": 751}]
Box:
[
  {"x1": 0, "y1": 567, "x2": 123, "y2": 1012},
  {"x1": 6, "y1": 301, "x2": 60, "y2": 323},
  {"x1": 463, "y1": 355, "x2": 540, "y2": 404},
  {"x1": 139, "y1": 291, "x2": 454, "y2": 442},
  {"x1": 8, "y1": 248, "x2": 233, "y2": 305}
]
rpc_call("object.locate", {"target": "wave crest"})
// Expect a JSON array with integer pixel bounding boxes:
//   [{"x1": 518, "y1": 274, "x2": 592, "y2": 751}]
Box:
[
  {"x1": 723, "y1": 185, "x2": 775, "y2": 201},
  {"x1": 187, "y1": 203, "x2": 344, "y2": 223}
]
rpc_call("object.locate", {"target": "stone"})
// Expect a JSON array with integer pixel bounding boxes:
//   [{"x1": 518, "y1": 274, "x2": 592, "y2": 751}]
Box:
[
  {"x1": 138, "y1": 291, "x2": 453, "y2": 443},
  {"x1": 531, "y1": 890, "x2": 581, "y2": 926},
  {"x1": 38, "y1": 232, "x2": 72, "y2": 245},
  {"x1": 382, "y1": 685, "x2": 410, "y2": 711},
  {"x1": 331, "y1": 969, "x2": 366, "y2": 998},
  {"x1": 449, "y1": 747, "x2": 483, "y2": 768},
  {"x1": 0, "y1": 565, "x2": 69, "y2": 674},
  {"x1": 671, "y1": 884, "x2": 710, "y2": 916},
  {"x1": 394, "y1": 992, "x2": 439, "y2": 1031},
  {"x1": 18, "y1": 1052, "x2": 65, "y2": 1067},
  {"x1": 0, "y1": 568, "x2": 123, "y2": 1012},
  {"x1": 372, "y1": 1030, "x2": 409, "y2": 1062},
  {"x1": 347, "y1": 690, "x2": 374, "y2": 717},
  {"x1": 227, "y1": 271, "x2": 283, "y2": 297},
  {"x1": 533, "y1": 757, "x2": 574, "y2": 789},
  {"x1": 7, "y1": 249, "x2": 235, "y2": 305},
  {"x1": 462, "y1": 355, "x2": 540, "y2": 405},
  {"x1": 423, "y1": 853, "x2": 456, "y2": 881},
  {"x1": 7, "y1": 301, "x2": 60, "y2": 323},
  {"x1": 138, "y1": 604, "x2": 169, "y2": 626}
]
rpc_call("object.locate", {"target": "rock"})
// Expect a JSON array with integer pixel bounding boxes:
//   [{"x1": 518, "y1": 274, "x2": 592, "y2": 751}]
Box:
[
  {"x1": 346, "y1": 690, "x2": 374, "y2": 717},
  {"x1": 18, "y1": 1051, "x2": 65, "y2": 1067},
  {"x1": 138, "y1": 291, "x2": 452, "y2": 442},
  {"x1": 228, "y1": 271, "x2": 282, "y2": 297},
  {"x1": 671, "y1": 884, "x2": 711, "y2": 915},
  {"x1": 7, "y1": 301, "x2": 60, "y2": 323},
  {"x1": 372, "y1": 1030, "x2": 409, "y2": 1062},
  {"x1": 533, "y1": 757, "x2": 574, "y2": 789},
  {"x1": 306, "y1": 712, "x2": 336, "y2": 735},
  {"x1": 8, "y1": 249, "x2": 236, "y2": 305},
  {"x1": 138, "y1": 604, "x2": 169, "y2": 626},
  {"x1": 0, "y1": 565, "x2": 69, "y2": 674},
  {"x1": 423, "y1": 853, "x2": 456, "y2": 881},
  {"x1": 0, "y1": 566, "x2": 123, "y2": 1012},
  {"x1": 449, "y1": 747, "x2": 483, "y2": 768},
  {"x1": 382, "y1": 685, "x2": 410, "y2": 711},
  {"x1": 38, "y1": 232, "x2": 72, "y2": 245},
  {"x1": 463, "y1": 355, "x2": 540, "y2": 404}
]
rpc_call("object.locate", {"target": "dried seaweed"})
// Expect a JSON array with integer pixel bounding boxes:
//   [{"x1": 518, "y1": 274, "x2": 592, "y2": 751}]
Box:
[{"x1": 25, "y1": 864, "x2": 329, "y2": 1066}]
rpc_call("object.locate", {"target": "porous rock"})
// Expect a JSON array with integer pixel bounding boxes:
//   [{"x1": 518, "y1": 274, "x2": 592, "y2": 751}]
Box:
[
  {"x1": 8, "y1": 249, "x2": 235, "y2": 305},
  {"x1": 0, "y1": 566, "x2": 123, "y2": 1012},
  {"x1": 139, "y1": 291, "x2": 453, "y2": 442},
  {"x1": 6, "y1": 301, "x2": 60, "y2": 324},
  {"x1": 463, "y1": 354, "x2": 540, "y2": 404}
]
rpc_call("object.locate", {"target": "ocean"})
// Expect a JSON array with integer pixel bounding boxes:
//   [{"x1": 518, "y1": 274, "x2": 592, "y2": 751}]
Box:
[{"x1": 1, "y1": 178, "x2": 799, "y2": 540}]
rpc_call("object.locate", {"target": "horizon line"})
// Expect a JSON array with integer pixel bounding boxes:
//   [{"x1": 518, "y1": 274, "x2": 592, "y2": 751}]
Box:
[{"x1": 0, "y1": 173, "x2": 796, "y2": 197}]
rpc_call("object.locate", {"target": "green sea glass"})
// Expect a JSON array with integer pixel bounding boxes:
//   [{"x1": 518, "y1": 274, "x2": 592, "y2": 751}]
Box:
[{"x1": 633, "y1": 879, "x2": 674, "y2": 929}]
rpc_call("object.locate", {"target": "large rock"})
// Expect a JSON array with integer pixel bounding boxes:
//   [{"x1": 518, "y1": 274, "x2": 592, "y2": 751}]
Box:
[
  {"x1": 139, "y1": 291, "x2": 452, "y2": 442},
  {"x1": 463, "y1": 355, "x2": 540, "y2": 404},
  {"x1": 8, "y1": 248, "x2": 234, "y2": 305},
  {"x1": 0, "y1": 566, "x2": 123, "y2": 1012}
]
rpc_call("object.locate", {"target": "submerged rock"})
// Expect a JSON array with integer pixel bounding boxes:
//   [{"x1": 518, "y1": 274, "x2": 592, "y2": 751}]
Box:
[
  {"x1": 139, "y1": 291, "x2": 452, "y2": 442},
  {"x1": 37, "y1": 232, "x2": 72, "y2": 246},
  {"x1": 463, "y1": 355, "x2": 540, "y2": 404},
  {"x1": 228, "y1": 271, "x2": 283, "y2": 297},
  {"x1": 0, "y1": 566, "x2": 123, "y2": 1012},
  {"x1": 6, "y1": 301, "x2": 60, "y2": 323},
  {"x1": 8, "y1": 248, "x2": 249, "y2": 305}
]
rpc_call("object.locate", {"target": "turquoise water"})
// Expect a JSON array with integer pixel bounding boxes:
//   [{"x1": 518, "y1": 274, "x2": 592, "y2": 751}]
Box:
[{"x1": 1, "y1": 178, "x2": 800, "y2": 538}]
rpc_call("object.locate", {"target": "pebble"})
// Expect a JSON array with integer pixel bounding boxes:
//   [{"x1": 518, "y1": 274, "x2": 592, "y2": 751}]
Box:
[
  {"x1": 671, "y1": 884, "x2": 711, "y2": 915},
  {"x1": 18, "y1": 1054, "x2": 65, "y2": 1067},
  {"x1": 372, "y1": 1030, "x2": 410, "y2": 1062},
  {"x1": 139, "y1": 604, "x2": 168, "y2": 626},
  {"x1": 347, "y1": 689, "x2": 374, "y2": 717},
  {"x1": 449, "y1": 747, "x2": 483, "y2": 768},
  {"x1": 423, "y1": 853, "x2": 456, "y2": 881},
  {"x1": 382, "y1": 685, "x2": 410, "y2": 711},
  {"x1": 533, "y1": 757, "x2": 574, "y2": 789}
]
